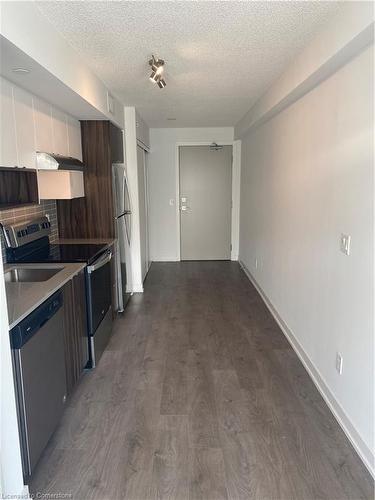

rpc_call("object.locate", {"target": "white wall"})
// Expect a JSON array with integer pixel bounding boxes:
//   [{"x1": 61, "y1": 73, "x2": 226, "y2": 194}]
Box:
[
  {"x1": 1, "y1": 76, "x2": 82, "y2": 169},
  {"x1": 124, "y1": 107, "x2": 143, "y2": 292},
  {"x1": 239, "y1": 42, "x2": 374, "y2": 474},
  {"x1": 148, "y1": 127, "x2": 234, "y2": 261},
  {"x1": 0, "y1": 252, "x2": 27, "y2": 498},
  {"x1": 235, "y1": 2, "x2": 374, "y2": 139}
]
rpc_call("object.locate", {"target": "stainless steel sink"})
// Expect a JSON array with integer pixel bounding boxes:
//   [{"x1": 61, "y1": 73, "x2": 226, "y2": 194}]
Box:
[{"x1": 5, "y1": 268, "x2": 63, "y2": 283}]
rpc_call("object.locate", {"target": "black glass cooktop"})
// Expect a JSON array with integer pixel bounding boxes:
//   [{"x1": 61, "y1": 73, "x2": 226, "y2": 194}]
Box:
[{"x1": 7, "y1": 241, "x2": 107, "y2": 265}]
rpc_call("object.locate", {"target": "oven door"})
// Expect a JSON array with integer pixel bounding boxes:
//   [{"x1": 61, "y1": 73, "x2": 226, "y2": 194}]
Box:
[
  {"x1": 86, "y1": 249, "x2": 113, "y2": 367},
  {"x1": 86, "y1": 249, "x2": 112, "y2": 335}
]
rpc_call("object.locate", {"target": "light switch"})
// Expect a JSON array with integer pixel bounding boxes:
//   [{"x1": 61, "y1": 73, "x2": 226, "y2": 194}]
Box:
[
  {"x1": 181, "y1": 197, "x2": 187, "y2": 203},
  {"x1": 340, "y1": 234, "x2": 351, "y2": 256}
]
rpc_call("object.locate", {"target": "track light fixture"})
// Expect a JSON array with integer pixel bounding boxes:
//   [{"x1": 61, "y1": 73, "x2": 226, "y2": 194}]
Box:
[{"x1": 149, "y1": 55, "x2": 166, "y2": 88}]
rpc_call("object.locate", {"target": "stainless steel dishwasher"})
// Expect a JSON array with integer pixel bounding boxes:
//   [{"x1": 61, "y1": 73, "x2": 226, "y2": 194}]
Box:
[{"x1": 10, "y1": 291, "x2": 67, "y2": 478}]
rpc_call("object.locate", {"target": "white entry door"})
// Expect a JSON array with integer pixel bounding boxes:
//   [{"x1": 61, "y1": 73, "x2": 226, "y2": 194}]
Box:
[{"x1": 179, "y1": 145, "x2": 232, "y2": 260}]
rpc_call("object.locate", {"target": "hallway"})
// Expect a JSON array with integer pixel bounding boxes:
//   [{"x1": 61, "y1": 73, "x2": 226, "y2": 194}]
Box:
[{"x1": 30, "y1": 262, "x2": 373, "y2": 499}]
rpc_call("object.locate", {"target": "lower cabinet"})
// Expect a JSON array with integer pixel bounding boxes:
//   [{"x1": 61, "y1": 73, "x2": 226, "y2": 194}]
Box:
[{"x1": 62, "y1": 270, "x2": 88, "y2": 396}]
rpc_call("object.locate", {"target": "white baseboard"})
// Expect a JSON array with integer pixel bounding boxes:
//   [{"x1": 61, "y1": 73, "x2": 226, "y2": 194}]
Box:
[
  {"x1": 151, "y1": 257, "x2": 180, "y2": 262},
  {"x1": 239, "y1": 260, "x2": 375, "y2": 478}
]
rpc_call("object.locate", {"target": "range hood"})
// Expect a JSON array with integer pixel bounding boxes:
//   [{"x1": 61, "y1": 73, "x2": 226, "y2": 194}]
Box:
[
  {"x1": 36, "y1": 152, "x2": 85, "y2": 200},
  {"x1": 36, "y1": 152, "x2": 84, "y2": 171}
]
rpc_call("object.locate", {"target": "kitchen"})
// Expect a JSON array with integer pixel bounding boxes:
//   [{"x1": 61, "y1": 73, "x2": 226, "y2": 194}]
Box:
[
  {"x1": 1, "y1": 2, "x2": 374, "y2": 499},
  {"x1": 0, "y1": 18, "x2": 151, "y2": 494},
  {"x1": 0, "y1": 78, "x2": 145, "y2": 479}
]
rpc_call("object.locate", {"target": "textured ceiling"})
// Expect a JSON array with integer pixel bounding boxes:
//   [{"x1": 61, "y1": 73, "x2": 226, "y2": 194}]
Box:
[{"x1": 36, "y1": 1, "x2": 342, "y2": 128}]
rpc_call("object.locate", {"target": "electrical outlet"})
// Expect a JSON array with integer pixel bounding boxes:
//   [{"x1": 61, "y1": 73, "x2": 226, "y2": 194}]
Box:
[
  {"x1": 340, "y1": 233, "x2": 351, "y2": 255},
  {"x1": 169, "y1": 199, "x2": 175, "y2": 206},
  {"x1": 336, "y1": 352, "x2": 343, "y2": 375}
]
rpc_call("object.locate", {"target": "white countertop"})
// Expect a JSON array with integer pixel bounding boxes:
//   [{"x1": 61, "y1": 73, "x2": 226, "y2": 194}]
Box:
[{"x1": 5, "y1": 262, "x2": 86, "y2": 330}]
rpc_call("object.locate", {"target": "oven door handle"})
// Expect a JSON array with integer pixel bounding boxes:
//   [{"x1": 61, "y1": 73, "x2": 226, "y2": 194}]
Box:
[{"x1": 87, "y1": 250, "x2": 112, "y2": 274}]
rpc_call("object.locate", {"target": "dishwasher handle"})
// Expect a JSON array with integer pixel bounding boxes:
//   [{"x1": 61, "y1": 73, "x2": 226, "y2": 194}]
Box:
[
  {"x1": 10, "y1": 291, "x2": 63, "y2": 349},
  {"x1": 87, "y1": 250, "x2": 112, "y2": 274}
]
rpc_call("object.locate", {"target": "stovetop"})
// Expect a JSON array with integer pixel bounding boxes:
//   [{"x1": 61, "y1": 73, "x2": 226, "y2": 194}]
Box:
[
  {"x1": 6, "y1": 241, "x2": 107, "y2": 265},
  {"x1": 2, "y1": 216, "x2": 109, "y2": 265}
]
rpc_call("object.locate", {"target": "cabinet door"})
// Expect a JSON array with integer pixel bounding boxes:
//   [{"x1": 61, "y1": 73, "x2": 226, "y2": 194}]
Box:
[
  {"x1": 13, "y1": 86, "x2": 36, "y2": 168},
  {"x1": 34, "y1": 96, "x2": 53, "y2": 154},
  {"x1": 0, "y1": 77, "x2": 18, "y2": 167},
  {"x1": 62, "y1": 271, "x2": 88, "y2": 396},
  {"x1": 52, "y1": 107, "x2": 69, "y2": 156},
  {"x1": 62, "y1": 280, "x2": 77, "y2": 396},
  {"x1": 73, "y1": 271, "x2": 88, "y2": 370},
  {"x1": 67, "y1": 116, "x2": 82, "y2": 160},
  {"x1": 57, "y1": 121, "x2": 114, "y2": 239}
]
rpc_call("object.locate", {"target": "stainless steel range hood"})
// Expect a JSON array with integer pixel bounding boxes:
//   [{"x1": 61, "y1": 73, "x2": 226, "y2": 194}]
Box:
[{"x1": 36, "y1": 152, "x2": 84, "y2": 171}]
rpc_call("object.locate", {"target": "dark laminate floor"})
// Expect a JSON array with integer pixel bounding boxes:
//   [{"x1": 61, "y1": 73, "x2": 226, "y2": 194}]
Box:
[{"x1": 30, "y1": 262, "x2": 374, "y2": 500}]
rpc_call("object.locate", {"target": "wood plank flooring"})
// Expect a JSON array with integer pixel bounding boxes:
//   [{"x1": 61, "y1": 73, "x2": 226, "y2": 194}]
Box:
[{"x1": 29, "y1": 261, "x2": 374, "y2": 499}]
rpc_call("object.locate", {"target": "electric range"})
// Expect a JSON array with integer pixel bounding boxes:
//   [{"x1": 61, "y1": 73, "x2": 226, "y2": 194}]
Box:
[{"x1": 2, "y1": 216, "x2": 113, "y2": 368}]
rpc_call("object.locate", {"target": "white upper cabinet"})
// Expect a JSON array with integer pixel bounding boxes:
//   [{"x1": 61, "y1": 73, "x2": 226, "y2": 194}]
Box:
[
  {"x1": 33, "y1": 96, "x2": 53, "y2": 154},
  {"x1": 13, "y1": 86, "x2": 36, "y2": 168},
  {"x1": 51, "y1": 107, "x2": 69, "y2": 156},
  {"x1": 1, "y1": 77, "x2": 82, "y2": 172},
  {"x1": 67, "y1": 116, "x2": 82, "y2": 160},
  {"x1": 0, "y1": 77, "x2": 18, "y2": 167}
]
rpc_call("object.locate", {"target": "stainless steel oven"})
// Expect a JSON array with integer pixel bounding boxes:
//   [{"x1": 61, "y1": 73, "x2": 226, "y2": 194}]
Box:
[
  {"x1": 2, "y1": 216, "x2": 115, "y2": 369},
  {"x1": 86, "y1": 249, "x2": 113, "y2": 367}
]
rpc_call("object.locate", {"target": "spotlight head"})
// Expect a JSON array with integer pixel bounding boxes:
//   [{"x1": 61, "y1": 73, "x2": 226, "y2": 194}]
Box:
[
  {"x1": 157, "y1": 78, "x2": 166, "y2": 89},
  {"x1": 149, "y1": 71, "x2": 158, "y2": 83}
]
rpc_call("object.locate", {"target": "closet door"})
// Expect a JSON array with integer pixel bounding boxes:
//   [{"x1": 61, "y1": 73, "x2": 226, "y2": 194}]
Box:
[
  {"x1": 144, "y1": 153, "x2": 151, "y2": 272},
  {"x1": 137, "y1": 145, "x2": 149, "y2": 281}
]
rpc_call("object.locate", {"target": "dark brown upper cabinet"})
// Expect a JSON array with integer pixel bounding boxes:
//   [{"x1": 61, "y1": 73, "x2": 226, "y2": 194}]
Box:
[
  {"x1": 0, "y1": 167, "x2": 39, "y2": 210},
  {"x1": 57, "y1": 121, "x2": 123, "y2": 239}
]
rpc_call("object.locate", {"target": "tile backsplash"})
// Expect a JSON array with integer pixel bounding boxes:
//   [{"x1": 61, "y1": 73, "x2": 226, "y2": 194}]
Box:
[{"x1": 0, "y1": 201, "x2": 59, "y2": 263}]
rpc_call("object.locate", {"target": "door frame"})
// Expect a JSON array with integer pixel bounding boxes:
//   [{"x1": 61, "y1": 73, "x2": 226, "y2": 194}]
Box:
[{"x1": 175, "y1": 140, "x2": 241, "y2": 261}]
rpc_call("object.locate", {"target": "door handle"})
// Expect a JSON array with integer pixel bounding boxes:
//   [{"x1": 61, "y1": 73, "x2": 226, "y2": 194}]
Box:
[
  {"x1": 180, "y1": 205, "x2": 190, "y2": 211},
  {"x1": 115, "y1": 210, "x2": 132, "y2": 219},
  {"x1": 87, "y1": 250, "x2": 112, "y2": 273}
]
